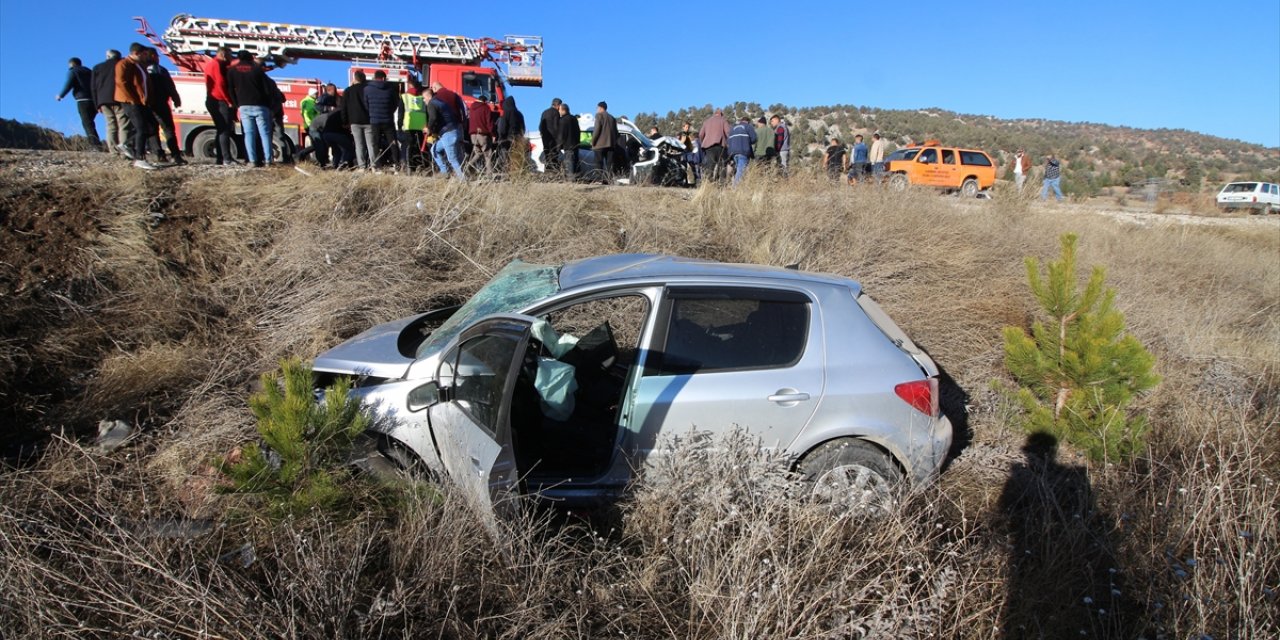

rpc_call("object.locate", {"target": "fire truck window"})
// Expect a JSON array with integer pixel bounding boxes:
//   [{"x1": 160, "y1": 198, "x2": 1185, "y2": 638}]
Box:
[{"x1": 462, "y1": 73, "x2": 496, "y2": 102}]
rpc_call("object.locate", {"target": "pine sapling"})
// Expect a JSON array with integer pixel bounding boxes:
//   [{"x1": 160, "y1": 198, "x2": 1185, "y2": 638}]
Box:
[{"x1": 1002, "y1": 234, "x2": 1160, "y2": 462}]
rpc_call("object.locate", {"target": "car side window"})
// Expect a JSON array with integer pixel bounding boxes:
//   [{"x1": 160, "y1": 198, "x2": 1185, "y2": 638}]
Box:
[
  {"x1": 655, "y1": 289, "x2": 809, "y2": 375},
  {"x1": 918, "y1": 149, "x2": 937, "y2": 164},
  {"x1": 1271, "y1": 184, "x2": 1278, "y2": 195},
  {"x1": 442, "y1": 333, "x2": 520, "y2": 437},
  {"x1": 960, "y1": 151, "x2": 992, "y2": 166},
  {"x1": 942, "y1": 149, "x2": 956, "y2": 164}
]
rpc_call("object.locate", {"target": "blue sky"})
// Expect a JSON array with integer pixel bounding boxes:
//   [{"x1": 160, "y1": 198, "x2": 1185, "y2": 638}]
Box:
[{"x1": 4, "y1": 2, "x2": 1278, "y2": 147}]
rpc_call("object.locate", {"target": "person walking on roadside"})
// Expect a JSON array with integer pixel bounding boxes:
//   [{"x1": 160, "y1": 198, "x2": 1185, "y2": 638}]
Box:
[
  {"x1": 556, "y1": 102, "x2": 580, "y2": 182},
  {"x1": 426, "y1": 85, "x2": 466, "y2": 179},
  {"x1": 848, "y1": 134, "x2": 869, "y2": 182},
  {"x1": 495, "y1": 96, "x2": 527, "y2": 174},
  {"x1": 869, "y1": 132, "x2": 887, "y2": 176},
  {"x1": 398, "y1": 82, "x2": 427, "y2": 172},
  {"x1": 727, "y1": 116, "x2": 757, "y2": 186},
  {"x1": 202, "y1": 47, "x2": 234, "y2": 164},
  {"x1": 753, "y1": 117, "x2": 774, "y2": 166},
  {"x1": 115, "y1": 43, "x2": 156, "y2": 170},
  {"x1": 343, "y1": 71, "x2": 372, "y2": 170},
  {"x1": 362, "y1": 70, "x2": 401, "y2": 170},
  {"x1": 698, "y1": 109, "x2": 731, "y2": 183},
  {"x1": 56, "y1": 57, "x2": 100, "y2": 148},
  {"x1": 94, "y1": 50, "x2": 130, "y2": 156},
  {"x1": 1041, "y1": 153, "x2": 1064, "y2": 201},
  {"x1": 822, "y1": 137, "x2": 847, "y2": 180},
  {"x1": 1012, "y1": 148, "x2": 1030, "y2": 191},
  {"x1": 145, "y1": 49, "x2": 185, "y2": 165},
  {"x1": 770, "y1": 115, "x2": 791, "y2": 176},
  {"x1": 467, "y1": 96, "x2": 495, "y2": 174},
  {"x1": 591, "y1": 101, "x2": 619, "y2": 183},
  {"x1": 226, "y1": 51, "x2": 274, "y2": 168},
  {"x1": 539, "y1": 97, "x2": 562, "y2": 175}
]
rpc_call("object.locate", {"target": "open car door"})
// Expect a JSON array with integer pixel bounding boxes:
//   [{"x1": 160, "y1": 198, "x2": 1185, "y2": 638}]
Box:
[{"x1": 417, "y1": 315, "x2": 535, "y2": 516}]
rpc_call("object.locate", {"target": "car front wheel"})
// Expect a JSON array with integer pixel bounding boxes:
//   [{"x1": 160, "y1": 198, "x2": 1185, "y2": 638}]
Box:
[{"x1": 799, "y1": 438, "x2": 902, "y2": 515}]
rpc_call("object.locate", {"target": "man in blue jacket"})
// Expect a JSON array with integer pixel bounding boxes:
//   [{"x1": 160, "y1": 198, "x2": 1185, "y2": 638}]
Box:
[
  {"x1": 56, "y1": 57, "x2": 100, "y2": 148},
  {"x1": 426, "y1": 84, "x2": 466, "y2": 180},
  {"x1": 726, "y1": 116, "x2": 757, "y2": 186},
  {"x1": 361, "y1": 70, "x2": 401, "y2": 169}
]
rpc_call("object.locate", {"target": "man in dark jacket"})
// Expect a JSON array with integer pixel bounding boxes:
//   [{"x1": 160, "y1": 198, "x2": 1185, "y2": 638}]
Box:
[
  {"x1": 343, "y1": 71, "x2": 372, "y2": 170},
  {"x1": 361, "y1": 70, "x2": 401, "y2": 169},
  {"x1": 56, "y1": 57, "x2": 100, "y2": 147},
  {"x1": 264, "y1": 75, "x2": 293, "y2": 164},
  {"x1": 726, "y1": 116, "x2": 757, "y2": 186},
  {"x1": 145, "y1": 49, "x2": 185, "y2": 164},
  {"x1": 556, "y1": 102, "x2": 580, "y2": 181},
  {"x1": 538, "y1": 97, "x2": 562, "y2": 174},
  {"x1": 426, "y1": 85, "x2": 465, "y2": 179},
  {"x1": 495, "y1": 96, "x2": 526, "y2": 173},
  {"x1": 591, "y1": 101, "x2": 618, "y2": 183},
  {"x1": 226, "y1": 50, "x2": 274, "y2": 167},
  {"x1": 93, "y1": 50, "x2": 129, "y2": 156}
]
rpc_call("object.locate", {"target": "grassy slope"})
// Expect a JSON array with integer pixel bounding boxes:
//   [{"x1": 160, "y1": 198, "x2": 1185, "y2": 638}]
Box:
[{"x1": 0, "y1": 159, "x2": 1276, "y2": 638}]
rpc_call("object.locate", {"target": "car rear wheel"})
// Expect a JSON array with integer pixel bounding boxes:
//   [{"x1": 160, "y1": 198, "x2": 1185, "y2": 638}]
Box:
[
  {"x1": 960, "y1": 178, "x2": 979, "y2": 198},
  {"x1": 799, "y1": 438, "x2": 902, "y2": 515},
  {"x1": 889, "y1": 173, "x2": 909, "y2": 191}
]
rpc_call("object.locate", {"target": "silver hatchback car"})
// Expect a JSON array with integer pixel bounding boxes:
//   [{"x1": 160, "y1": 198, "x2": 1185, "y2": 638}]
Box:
[{"x1": 314, "y1": 254, "x2": 953, "y2": 512}]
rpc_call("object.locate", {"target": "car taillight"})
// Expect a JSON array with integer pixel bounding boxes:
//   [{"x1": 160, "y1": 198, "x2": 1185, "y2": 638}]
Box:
[{"x1": 895, "y1": 378, "x2": 938, "y2": 416}]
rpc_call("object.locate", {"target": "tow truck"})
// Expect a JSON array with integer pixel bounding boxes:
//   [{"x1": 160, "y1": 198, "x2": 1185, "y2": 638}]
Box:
[{"x1": 133, "y1": 14, "x2": 543, "y2": 161}]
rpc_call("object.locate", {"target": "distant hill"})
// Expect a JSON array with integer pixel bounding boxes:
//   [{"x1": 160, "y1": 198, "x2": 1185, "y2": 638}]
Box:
[{"x1": 633, "y1": 104, "x2": 1280, "y2": 196}]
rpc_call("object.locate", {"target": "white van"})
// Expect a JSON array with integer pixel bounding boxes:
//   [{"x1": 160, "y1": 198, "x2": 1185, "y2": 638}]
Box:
[{"x1": 1216, "y1": 182, "x2": 1279, "y2": 214}]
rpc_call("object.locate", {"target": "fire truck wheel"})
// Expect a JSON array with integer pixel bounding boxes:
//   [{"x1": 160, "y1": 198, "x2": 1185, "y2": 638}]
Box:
[{"x1": 191, "y1": 130, "x2": 221, "y2": 162}]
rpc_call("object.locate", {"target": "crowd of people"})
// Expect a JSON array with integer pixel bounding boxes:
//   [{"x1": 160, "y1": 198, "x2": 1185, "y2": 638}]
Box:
[{"x1": 58, "y1": 44, "x2": 1069, "y2": 197}]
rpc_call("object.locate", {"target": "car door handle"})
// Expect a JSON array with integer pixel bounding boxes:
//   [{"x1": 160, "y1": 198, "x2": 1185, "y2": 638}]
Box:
[{"x1": 768, "y1": 391, "x2": 810, "y2": 404}]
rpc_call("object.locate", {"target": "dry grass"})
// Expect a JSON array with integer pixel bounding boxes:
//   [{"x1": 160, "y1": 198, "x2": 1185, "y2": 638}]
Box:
[{"x1": 1, "y1": 161, "x2": 1277, "y2": 638}]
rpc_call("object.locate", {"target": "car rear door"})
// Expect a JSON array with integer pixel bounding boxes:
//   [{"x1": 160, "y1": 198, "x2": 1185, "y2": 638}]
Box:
[
  {"x1": 426, "y1": 315, "x2": 534, "y2": 515},
  {"x1": 626, "y1": 286, "x2": 824, "y2": 459}
]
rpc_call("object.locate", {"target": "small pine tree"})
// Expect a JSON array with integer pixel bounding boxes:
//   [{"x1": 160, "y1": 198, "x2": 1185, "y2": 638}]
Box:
[
  {"x1": 221, "y1": 358, "x2": 371, "y2": 517},
  {"x1": 1002, "y1": 234, "x2": 1160, "y2": 462}
]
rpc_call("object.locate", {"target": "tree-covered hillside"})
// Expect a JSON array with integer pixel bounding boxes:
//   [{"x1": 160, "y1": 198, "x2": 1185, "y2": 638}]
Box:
[{"x1": 633, "y1": 103, "x2": 1280, "y2": 196}]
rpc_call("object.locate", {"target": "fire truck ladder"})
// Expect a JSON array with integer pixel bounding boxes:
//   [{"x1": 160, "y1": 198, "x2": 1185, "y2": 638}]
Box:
[{"x1": 158, "y1": 15, "x2": 543, "y2": 86}]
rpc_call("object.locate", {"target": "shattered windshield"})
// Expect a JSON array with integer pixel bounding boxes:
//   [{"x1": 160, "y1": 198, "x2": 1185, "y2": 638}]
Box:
[{"x1": 415, "y1": 260, "x2": 560, "y2": 359}]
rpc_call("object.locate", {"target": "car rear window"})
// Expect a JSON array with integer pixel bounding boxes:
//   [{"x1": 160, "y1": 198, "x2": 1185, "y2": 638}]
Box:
[
  {"x1": 960, "y1": 151, "x2": 992, "y2": 166},
  {"x1": 1222, "y1": 183, "x2": 1258, "y2": 193},
  {"x1": 657, "y1": 290, "x2": 809, "y2": 375}
]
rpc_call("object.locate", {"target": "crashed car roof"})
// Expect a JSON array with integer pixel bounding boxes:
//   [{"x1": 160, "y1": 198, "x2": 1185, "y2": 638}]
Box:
[{"x1": 558, "y1": 254, "x2": 861, "y2": 294}]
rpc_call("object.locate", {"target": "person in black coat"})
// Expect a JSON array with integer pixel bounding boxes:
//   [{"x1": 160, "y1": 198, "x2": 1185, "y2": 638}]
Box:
[
  {"x1": 92, "y1": 51, "x2": 128, "y2": 154},
  {"x1": 555, "y1": 102, "x2": 580, "y2": 181},
  {"x1": 496, "y1": 96, "x2": 526, "y2": 172},
  {"x1": 538, "y1": 97, "x2": 562, "y2": 173},
  {"x1": 56, "y1": 57, "x2": 100, "y2": 147},
  {"x1": 144, "y1": 50, "x2": 185, "y2": 164}
]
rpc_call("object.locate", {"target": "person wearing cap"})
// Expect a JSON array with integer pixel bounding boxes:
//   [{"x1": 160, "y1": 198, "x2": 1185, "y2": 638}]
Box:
[
  {"x1": 300, "y1": 87, "x2": 319, "y2": 130},
  {"x1": 753, "y1": 117, "x2": 774, "y2": 166}
]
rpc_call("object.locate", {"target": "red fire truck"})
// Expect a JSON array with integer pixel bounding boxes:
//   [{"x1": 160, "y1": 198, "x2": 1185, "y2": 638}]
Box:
[{"x1": 134, "y1": 15, "x2": 543, "y2": 161}]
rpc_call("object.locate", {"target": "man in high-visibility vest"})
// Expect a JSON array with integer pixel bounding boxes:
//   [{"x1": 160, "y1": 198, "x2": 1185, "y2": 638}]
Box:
[{"x1": 399, "y1": 82, "x2": 428, "y2": 172}]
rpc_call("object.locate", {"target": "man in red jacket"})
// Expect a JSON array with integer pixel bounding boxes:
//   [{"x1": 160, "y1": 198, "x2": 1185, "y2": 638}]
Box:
[
  {"x1": 467, "y1": 96, "x2": 494, "y2": 174},
  {"x1": 203, "y1": 48, "x2": 234, "y2": 165}
]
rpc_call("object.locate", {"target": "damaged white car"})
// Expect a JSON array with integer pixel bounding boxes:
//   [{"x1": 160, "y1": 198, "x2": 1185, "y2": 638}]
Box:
[
  {"x1": 528, "y1": 115, "x2": 689, "y2": 186},
  {"x1": 314, "y1": 254, "x2": 952, "y2": 512}
]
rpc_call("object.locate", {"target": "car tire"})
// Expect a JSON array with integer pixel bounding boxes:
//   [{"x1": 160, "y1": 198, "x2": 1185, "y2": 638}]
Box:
[
  {"x1": 889, "y1": 173, "x2": 909, "y2": 191},
  {"x1": 960, "y1": 178, "x2": 979, "y2": 198},
  {"x1": 351, "y1": 434, "x2": 435, "y2": 483},
  {"x1": 799, "y1": 438, "x2": 902, "y2": 515}
]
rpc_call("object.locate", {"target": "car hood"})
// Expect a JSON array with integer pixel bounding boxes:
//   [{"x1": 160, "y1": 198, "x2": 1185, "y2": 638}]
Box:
[{"x1": 313, "y1": 314, "x2": 419, "y2": 379}]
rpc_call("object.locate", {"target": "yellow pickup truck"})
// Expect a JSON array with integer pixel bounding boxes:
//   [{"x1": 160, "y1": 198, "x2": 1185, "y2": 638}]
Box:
[{"x1": 884, "y1": 142, "x2": 997, "y2": 197}]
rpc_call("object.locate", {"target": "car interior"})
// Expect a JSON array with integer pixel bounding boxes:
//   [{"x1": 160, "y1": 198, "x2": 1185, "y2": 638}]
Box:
[{"x1": 508, "y1": 295, "x2": 650, "y2": 479}]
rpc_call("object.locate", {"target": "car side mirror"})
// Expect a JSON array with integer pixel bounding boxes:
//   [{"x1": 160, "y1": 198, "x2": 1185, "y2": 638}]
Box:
[{"x1": 407, "y1": 381, "x2": 443, "y2": 412}]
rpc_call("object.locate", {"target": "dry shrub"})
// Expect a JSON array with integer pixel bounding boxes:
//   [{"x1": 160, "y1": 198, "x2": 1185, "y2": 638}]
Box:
[{"x1": 2, "y1": 160, "x2": 1277, "y2": 638}]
